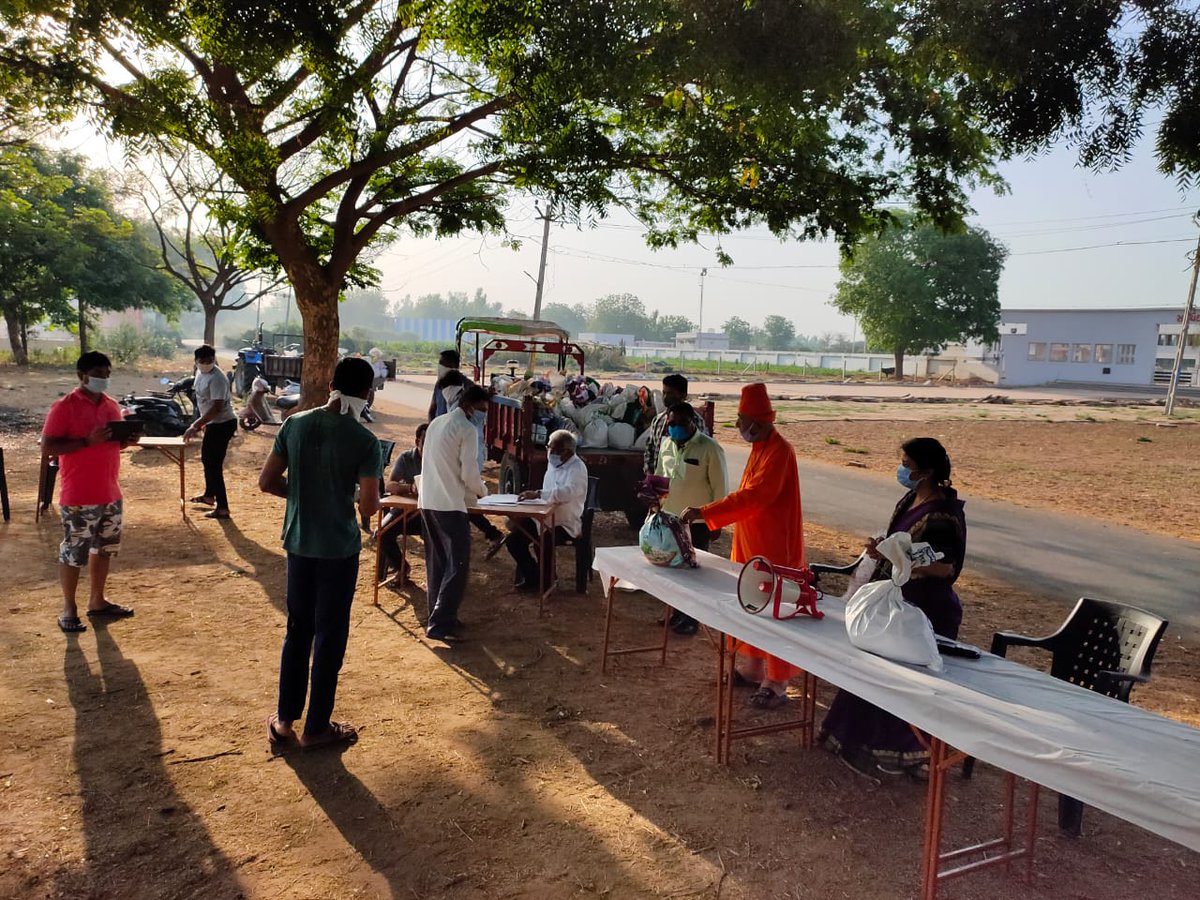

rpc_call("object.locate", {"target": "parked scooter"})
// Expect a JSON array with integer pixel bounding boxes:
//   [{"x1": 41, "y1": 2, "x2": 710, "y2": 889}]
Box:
[{"x1": 118, "y1": 376, "x2": 197, "y2": 437}]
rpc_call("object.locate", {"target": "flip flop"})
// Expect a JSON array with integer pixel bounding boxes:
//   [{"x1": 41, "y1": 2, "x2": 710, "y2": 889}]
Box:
[
  {"x1": 189, "y1": 495, "x2": 216, "y2": 506},
  {"x1": 86, "y1": 603, "x2": 135, "y2": 619},
  {"x1": 300, "y1": 721, "x2": 358, "y2": 750},
  {"x1": 204, "y1": 509, "x2": 231, "y2": 519},
  {"x1": 266, "y1": 714, "x2": 297, "y2": 754},
  {"x1": 58, "y1": 616, "x2": 87, "y2": 633},
  {"x1": 748, "y1": 687, "x2": 789, "y2": 710}
]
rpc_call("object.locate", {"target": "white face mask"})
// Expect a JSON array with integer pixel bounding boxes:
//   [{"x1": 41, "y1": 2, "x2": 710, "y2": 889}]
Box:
[
  {"x1": 198, "y1": 362, "x2": 216, "y2": 374},
  {"x1": 83, "y1": 376, "x2": 109, "y2": 394},
  {"x1": 328, "y1": 390, "x2": 368, "y2": 418},
  {"x1": 437, "y1": 364, "x2": 450, "y2": 379}
]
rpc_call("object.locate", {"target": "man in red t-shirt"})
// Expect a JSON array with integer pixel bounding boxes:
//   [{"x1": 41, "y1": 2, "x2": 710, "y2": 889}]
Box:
[{"x1": 42, "y1": 351, "x2": 139, "y2": 633}]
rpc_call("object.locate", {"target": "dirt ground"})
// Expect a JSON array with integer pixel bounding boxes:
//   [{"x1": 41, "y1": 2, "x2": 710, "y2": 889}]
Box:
[{"x1": 1, "y1": 363, "x2": 1198, "y2": 900}]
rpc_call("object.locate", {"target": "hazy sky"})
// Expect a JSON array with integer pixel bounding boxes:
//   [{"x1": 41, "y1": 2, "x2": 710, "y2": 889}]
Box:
[{"x1": 375, "y1": 137, "x2": 1198, "y2": 336}]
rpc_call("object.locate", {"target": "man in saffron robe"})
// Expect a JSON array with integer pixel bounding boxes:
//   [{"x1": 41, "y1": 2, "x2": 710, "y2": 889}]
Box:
[{"x1": 682, "y1": 382, "x2": 803, "y2": 709}]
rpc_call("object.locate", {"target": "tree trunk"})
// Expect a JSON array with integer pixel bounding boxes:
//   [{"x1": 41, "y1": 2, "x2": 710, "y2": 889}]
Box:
[
  {"x1": 2, "y1": 303, "x2": 28, "y2": 365},
  {"x1": 293, "y1": 279, "x2": 340, "y2": 410},
  {"x1": 78, "y1": 300, "x2": 89, "y2": 354},
  {"x1": 204, "y1": 307, "x2": 218, "y2": 348},
  {"x1": 893, "y1": 348, "x2": 905, "y2": 381}
]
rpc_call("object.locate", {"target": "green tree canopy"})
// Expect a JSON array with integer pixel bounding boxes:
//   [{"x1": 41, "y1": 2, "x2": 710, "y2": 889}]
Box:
[
  {"x1": 5, "y1": 2, "x2": 1196, "y2": 398},
  {"x1": 761, "y1": 314, "x2": 796, "y2": 351},
  {"x1": 832, "y1": 213, "x2": 1007, "y2": 378},
  {"x1": 722, "y1": 316, "x2": 754, "y2": 349},
  {"x1": 0, "y1": 143, "x2": 186, "y2": 363}
]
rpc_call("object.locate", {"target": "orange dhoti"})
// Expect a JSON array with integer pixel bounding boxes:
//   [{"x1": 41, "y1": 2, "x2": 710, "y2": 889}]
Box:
[{"x1": 703, "y1": 427, "x2": 805, "y2": 682}]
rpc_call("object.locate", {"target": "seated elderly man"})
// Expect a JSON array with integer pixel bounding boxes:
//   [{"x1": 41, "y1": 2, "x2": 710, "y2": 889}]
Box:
[{"x1": 499, "y1": 429, "x2": 589, "y2": 592}]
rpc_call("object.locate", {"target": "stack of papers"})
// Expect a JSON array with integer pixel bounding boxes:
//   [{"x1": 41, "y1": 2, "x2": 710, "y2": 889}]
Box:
[{"x1": 476, "y1": 494, "x2": 542, "y2": 506}]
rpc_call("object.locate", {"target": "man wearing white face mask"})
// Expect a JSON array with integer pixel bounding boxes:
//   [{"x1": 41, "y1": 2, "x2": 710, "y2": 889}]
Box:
[
  {"x1": 503, "y1": 429, "x2": 589, "y2": 592},
  {"x1": 184, "y1": 344, "x2": 238, "y2": 519},
  {"x1": 43, "y1": 351, "x2": 141, "y2": 633}
]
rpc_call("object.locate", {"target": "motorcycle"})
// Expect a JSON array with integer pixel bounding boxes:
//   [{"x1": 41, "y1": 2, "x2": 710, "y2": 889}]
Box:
[{"x1": 118, "y1": 376, "x2": 197, "y2": 437}]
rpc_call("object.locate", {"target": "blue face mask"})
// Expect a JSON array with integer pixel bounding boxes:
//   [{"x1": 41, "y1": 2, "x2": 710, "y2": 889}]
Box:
[
  {"x1": 896, "y1": 464, "x2": 920, "y2": 490},
  {"x1": 548, "y1": 453, "x2": 563, "y2": 468},
  {"x1": 667, "y1": 424, "x2": 690, "y2": 443}
]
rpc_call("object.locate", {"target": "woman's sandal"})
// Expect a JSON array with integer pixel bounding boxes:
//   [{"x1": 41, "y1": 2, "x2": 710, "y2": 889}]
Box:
[
  {"x1": 300, "y1": 721, "x2": 359, "y2": 750},
  {"x1": 748, "y1": 687, "x2": 789, "y2": 710}
]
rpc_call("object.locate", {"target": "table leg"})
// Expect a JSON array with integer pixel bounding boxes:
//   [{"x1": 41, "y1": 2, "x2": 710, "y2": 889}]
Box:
[
  {"x1": 373, "y1": 506, "x2": 385, "y2": 606},
  {"x1": 601, "y1": 575, "x2": 618, "y2": 674},
  {"x1": 374, "y1": 507, "x2": 413, "y2": 605},
  {"x1": 178, "y1": 447, "x2": 186, "y2": 520}
]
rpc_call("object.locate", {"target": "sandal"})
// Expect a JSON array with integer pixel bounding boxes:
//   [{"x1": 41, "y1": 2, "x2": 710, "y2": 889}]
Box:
[
  {"x1": 189, "y1": 495, "x2": 216, "y2": 506},
  {"x1": 58, "y1": 615, "x2": 87, "y2": 633},
  {"x1": 730, "y1": 668, "x2": 759, "y2": 689},
  {"x1": 86, "y1": 603, "x2": 135, "y2": 619},
  {"x1": 266, "y1": 714, "x2": 297, "y2": 753},
  {"x1": 300, "y1": 721, "x2": 359, "y2": 750},
  {"x1": 204, "y1": 508, "x2": 231, "y2": 519},
  {"x1": 748, "y1": 687, "x2": 789, "y2": 710}
]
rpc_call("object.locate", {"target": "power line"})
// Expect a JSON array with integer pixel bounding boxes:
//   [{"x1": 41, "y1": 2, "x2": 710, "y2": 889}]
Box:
[{"x1": 1009, "y1": 237, "x2": 1195, "y2": 257}]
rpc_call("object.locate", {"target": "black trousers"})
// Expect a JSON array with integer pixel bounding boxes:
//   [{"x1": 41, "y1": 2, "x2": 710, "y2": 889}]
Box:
[
  {"x1": 422, "y1": 510, "x2": 471, "y2": 633},
  {"x1": 277, "y1": 552, "x2": 359, "y2": 738},
  {"x1": 504, "y1": 516, "x2": 570, "y2": 587},
  {"x1": 201, "y1": 418, "x2": 237, "y2": 509}
]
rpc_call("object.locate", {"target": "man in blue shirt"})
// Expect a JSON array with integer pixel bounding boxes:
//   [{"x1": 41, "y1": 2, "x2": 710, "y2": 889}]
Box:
[{"x1": 259, "y1": 357, "x2": 382, "y2": 750}]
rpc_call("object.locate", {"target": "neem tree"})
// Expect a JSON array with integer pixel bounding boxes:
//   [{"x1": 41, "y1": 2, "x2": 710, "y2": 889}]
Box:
[{"x1": 3, "y1": 1, "x2": 1196, "y2": 402}]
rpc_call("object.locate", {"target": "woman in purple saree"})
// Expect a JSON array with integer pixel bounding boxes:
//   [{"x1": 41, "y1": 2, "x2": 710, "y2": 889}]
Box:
[{"x1": 818, "y1": 437, "x2": 966, "y2": 778}]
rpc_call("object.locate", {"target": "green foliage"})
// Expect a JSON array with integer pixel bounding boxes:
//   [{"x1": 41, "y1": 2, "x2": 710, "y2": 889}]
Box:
[
  {"x1": 762, "y1": 315, "x2": 796, "y2": 351},
  {"x1": 723, "y1": 316, "x2": 754, "y2": 349},
  {"x1": 833, "y1": 212, "x2": 1006, "y2": 372},
  {"x1": 103, "y1": 324, "x2": 145, "y2": 365},
  {"x1": 0, "y1": 142, "x2": 187, "y2": 362},
  {"x1": 7, "y1": 0, "x2": 1196, "y2": 395}
]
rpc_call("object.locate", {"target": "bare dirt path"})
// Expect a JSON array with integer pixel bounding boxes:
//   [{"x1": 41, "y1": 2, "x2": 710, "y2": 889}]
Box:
[{"x1": 1, "y1": 364, "x2": 1197, "y2": 900}]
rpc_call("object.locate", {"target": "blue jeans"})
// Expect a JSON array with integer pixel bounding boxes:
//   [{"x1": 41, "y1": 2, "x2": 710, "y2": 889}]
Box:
[
  {"x1": 277, "y1": 552, "x2": 359, "y2": 737},
  {"x1": 421, "y1": 510, "x2": 470, "y2": 633}
]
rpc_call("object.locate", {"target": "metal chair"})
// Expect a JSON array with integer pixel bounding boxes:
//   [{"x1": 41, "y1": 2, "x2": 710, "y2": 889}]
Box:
[
  {"x1": 983, "y1": 597, "x2": 1169, "y2": 835},
  {"x1": 556, "y1": 476, "x2": 600, "y2": 593}
]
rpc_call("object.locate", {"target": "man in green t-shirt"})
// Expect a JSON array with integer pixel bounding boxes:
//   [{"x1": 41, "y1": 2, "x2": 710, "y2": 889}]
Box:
[{"x1": 258, "y1": 357, "x2": 382, "y2": 750}]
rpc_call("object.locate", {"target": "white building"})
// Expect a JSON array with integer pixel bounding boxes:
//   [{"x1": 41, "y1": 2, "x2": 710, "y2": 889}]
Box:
[{"x1": 674, "y1": 331, "x2": 730, "y2": 351}]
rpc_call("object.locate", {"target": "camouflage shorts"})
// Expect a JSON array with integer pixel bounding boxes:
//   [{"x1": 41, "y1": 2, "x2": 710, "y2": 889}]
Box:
[{"x1": 59, "y1": 500, "x2": 123, "y2": 567}]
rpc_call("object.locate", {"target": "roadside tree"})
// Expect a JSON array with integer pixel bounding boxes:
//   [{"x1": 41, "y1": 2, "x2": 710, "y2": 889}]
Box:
[{"x1": 832, "y1": 214, "x2": 1007, "y2": 378}]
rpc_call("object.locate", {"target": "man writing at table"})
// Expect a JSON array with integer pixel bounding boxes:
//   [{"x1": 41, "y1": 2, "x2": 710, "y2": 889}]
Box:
[
  {"x1": 43, "y1": 351, "x2": 140, "y2": 633},
  {"x1": 682, "y1": 382, "x2": 805, "y2": 710},
  {"x1": 501, "y1": 429, "x2": 589, "y2": 593}
]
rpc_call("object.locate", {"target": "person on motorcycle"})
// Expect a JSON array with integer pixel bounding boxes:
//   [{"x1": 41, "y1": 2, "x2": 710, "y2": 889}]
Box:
[{"x1": 183, "y1": 345, "x2": 237, "y2": 519}]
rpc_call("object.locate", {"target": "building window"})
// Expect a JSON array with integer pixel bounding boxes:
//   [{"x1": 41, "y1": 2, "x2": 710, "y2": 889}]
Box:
[
  {"x1": 1189, "y1": 333, "x2": 1200, "y2": 348},
  {"x1": 1094, "y1": 344, "x2": 1113, "y2": 364},
  {"x1": 1158, "y1": 333, "x2": 1178, "y2": 346},
  {"x1": 1027, "y1": 342, "x2": 1047, "y2": 361},
  {"x1": 1072, "y1": 343, "x2": 1092, "y2": 363},
  {"x1": 1117, "y1": 344, "x2": 1136, "y2": 364},
  {"x1": 1049, "y1": 342, "x2": 1069, "y2": 362}
]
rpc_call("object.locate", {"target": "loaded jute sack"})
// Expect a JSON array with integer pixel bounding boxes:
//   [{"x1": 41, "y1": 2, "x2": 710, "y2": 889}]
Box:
[{"x1": 636, "y1": 474, "x2": 698, "y2": 569}]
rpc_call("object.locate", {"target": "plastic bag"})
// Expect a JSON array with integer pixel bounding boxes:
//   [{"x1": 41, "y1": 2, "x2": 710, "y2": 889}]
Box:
[
  {"x1": 639, "y1": 509, "x2": 698, "y2": 568},
  {"x1": 844, "y1": 532, "x2": 943, "y2": 671},
  {"x1": 581, "y1": 418, "x2": 609, "y2": 448},
  {"x1": 608, "y1": 421, "x2": 636, "y2": 449},
  {"x1": 839, "y1": 545, "x2": 881, "y2": 602}
]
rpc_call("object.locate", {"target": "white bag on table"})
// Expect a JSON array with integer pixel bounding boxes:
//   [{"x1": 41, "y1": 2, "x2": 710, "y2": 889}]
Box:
[{"x1": 844, "y1": 531, "x2": 944, "y2": 671}]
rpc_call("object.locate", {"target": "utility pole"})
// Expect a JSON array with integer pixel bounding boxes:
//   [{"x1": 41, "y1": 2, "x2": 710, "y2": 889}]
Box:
[
  {"x1": 1165, "y1": 218, "x2": 1200, "y2": 417},
  {"x1": 532, "y1": 199, "x2": 553, "y2": 320}
]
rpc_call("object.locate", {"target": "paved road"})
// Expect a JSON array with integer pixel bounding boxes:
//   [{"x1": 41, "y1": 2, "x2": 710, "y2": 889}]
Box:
[{"x1": 378, "y1": 380, "x2": 1200, "y2": 636}]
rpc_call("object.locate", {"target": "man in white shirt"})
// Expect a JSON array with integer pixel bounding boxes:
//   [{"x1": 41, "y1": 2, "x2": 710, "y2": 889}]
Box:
[
  {"x1": 184, "y1": 344, "x2": 238, "y2": 519},
  {"x1": 503, "y1": 429, "x2": 589, "y2": 592},
  {"x1": 418, "y1": 383, "x2": 490, "y2": 642}
]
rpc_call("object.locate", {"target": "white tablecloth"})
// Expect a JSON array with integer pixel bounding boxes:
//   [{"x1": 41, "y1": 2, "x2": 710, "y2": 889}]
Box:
[{"x1": 594, "y1": 546, "x2": 1200, "y2": 852}]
